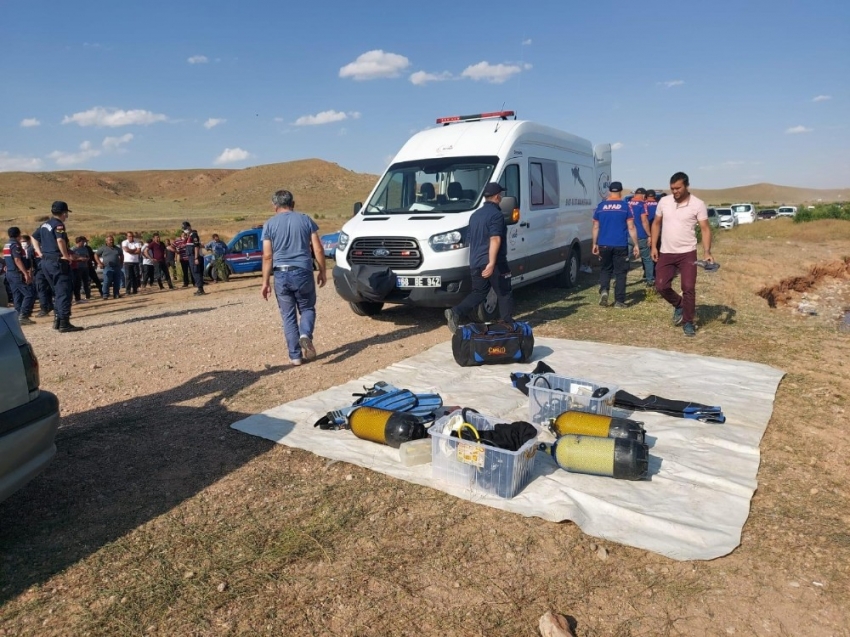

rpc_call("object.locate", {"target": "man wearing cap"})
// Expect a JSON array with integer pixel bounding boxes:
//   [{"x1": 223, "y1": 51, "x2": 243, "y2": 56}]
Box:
[
  {"x1": 445, "y1": 182, "x2": 514, "y2": 331},
  {"x1": 592, "y1": 182, "x2": 640, "y2": 308},
  {"x1": 629, "y1": 187, "x2": 655, "y2": 287},
  {"x1": 30, "y1": 201, "x2": 83, "y2": 332},
  {"x1": 182, "y1": 221, "x2": 205, "y2": 296},
  {"x1": 260, "y1": 189, "x2": 326, "y2": 366},
  {"x1": 3, "y1": 227, "x2": 36, "y2": 325},
  {"x1": 651, "y1": 172, "x2": 713, "y2": 337}
]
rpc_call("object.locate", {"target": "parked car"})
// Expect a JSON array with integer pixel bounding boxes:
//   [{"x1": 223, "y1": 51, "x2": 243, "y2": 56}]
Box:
[
  {"x1": 0, "y1": 308, "x2": 60, "y2": 503},
  {"x1": 321, "y1": 231, "x2": 340, "y2": 259},
  {"x1": 777, "y1": 206, "x2": 797, "y2": 218},
  {"x1": 203, "y1": 227, "x2": 264, "y2": 279},
  {"x1": 707, "y1": 207, "x2": 720, "y2": 228},
  {"x1": 731, "y1": 203, "x2": 756, "y2": 224},
  {"x1": 716, "y1": 208, "x2": 738, "y2": 230},
  {"x1": 757, "y1": 209, "x2": 777, "y2": 220}
]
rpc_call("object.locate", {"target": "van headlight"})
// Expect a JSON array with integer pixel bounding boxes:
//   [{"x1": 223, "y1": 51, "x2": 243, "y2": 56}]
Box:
[
  {"x1": 337, "y1": 231, "x2": 349, "y2": 251},
  {"x1": 429, "y1": 227, "x2": 468, "y2": 252}
]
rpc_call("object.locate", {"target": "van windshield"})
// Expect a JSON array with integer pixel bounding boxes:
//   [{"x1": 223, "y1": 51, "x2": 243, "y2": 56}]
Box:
[{"x1": 363, "y1": 156, "x2": 498, "y2": 215}]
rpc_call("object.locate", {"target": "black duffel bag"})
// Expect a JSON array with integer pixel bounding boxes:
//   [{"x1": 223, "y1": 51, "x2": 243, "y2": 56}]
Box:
[{"x1": 451, "y1": 321, "x2": 534, "y2": 367}]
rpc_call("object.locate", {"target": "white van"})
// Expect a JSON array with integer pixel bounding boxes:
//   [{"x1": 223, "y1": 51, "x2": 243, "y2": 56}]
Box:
[
  {"x1": 731, "y1": 203, "x2": 756, "y2": 224},
  {"x1": 777, "y1": 206, "x2": 797, "y2": 218},
  {"x1": 332, "y1": 111, "x2": 612, "y2": 319}
]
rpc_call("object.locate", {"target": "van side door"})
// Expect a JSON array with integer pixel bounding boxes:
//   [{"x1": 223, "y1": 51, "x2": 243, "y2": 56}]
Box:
[
  {"x1": 497, "y1": 163, "x2": 528, "y2": 277},
  {"x1": 519, "y1": 157, "x2": 562, "y2": 281}
]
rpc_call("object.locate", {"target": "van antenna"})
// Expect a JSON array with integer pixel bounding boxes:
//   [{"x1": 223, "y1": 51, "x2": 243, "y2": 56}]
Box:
[{"x1": 494, "y1": 102, "x2": 508, "y2": 132}]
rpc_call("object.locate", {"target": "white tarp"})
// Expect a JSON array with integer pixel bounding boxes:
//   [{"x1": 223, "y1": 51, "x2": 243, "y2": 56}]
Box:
[{"x1": 231, "y1": 338, "x2": 784, "y2": 561}]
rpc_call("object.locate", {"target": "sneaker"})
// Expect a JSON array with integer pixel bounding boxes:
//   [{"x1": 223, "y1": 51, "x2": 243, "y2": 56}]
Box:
[
  {"x1": 646, "y1": 280, "x2": 655, "y2": 288},
  {"x1": 102, "y1": 296, "x2": 109, "y2": 300},
  {"x1": 36, "y1": 310, "x2": 50, "y2": 317},
  {"x1": 683, "y1": 322, "x2": 696, "y2": 337},
  {"x1": 444, "y1": 308, "x2": 459, "y2": 333},
  {"x1": 77, "y1": 298, "x2": 89, "y2": 303},
  {"x1": 289, "y1": 358, "x2": 303, "y2": 366},
  {"x1": 672, "y1": 306, "x2": 684, "y2": 326},
  {"x1": 613, "y1": 302, "x2": 627, "y2": 309},
  {"x1": 299, "y1": 335, "x2": 317, "y2": 360},
  {"x1": 599, "y1": 290, "x2": 609, "y2": 307},
  {"x1": 193, "y1": 290, "x2": 206, "y2": 296},
  {"x1": 19, "y1": 316, "x2": 35, "y2": 326}
]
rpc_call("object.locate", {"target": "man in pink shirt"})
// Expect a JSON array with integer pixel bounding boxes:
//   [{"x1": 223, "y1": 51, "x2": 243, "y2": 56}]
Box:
[{"x1": 650, "y1": 172, "x2": 714, "y2": 337}]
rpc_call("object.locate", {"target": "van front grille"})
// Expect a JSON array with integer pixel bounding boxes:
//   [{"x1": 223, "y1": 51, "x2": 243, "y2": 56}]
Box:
[{"x1": 347, "y1": 237, "x2": 423, "y2": 270}]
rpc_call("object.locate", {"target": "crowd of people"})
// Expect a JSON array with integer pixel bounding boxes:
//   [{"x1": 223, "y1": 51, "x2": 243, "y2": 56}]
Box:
[{"x1": 2, "y1": 203, "x2": 225, "y2": 332}]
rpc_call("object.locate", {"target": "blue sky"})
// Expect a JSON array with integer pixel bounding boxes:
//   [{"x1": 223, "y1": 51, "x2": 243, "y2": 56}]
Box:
[{"x1": 1, "y1": 0, "x2": 848, "y2": 189}]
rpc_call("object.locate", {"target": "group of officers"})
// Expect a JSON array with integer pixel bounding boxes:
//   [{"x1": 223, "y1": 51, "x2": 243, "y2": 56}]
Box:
[{"x1": 2, "y1": 201, "x2": 207, "y2": 333}]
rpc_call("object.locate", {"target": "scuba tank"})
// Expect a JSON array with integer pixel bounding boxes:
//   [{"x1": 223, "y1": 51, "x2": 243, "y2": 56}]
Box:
[
  {"x1": 549, "y1": 410, "x2": 646, "y2": 444},
  {"x1": 348, "y1": 407, "x2": 428, "y2": 448},
  {"x1": 546, "y1": 435, "x2": 649, "y2": 480}
]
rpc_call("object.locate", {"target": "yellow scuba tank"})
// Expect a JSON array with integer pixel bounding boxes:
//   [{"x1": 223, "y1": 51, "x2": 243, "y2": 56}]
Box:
[
  {"x1": 348, "y1": 407, "x2": 428, "y2": 448},
  {"x1": 548, "y1": 434, "x2": 648, "y2": 480},
  {"x1": 549, "y1": 410, "x2": 646, "y2": 444}
]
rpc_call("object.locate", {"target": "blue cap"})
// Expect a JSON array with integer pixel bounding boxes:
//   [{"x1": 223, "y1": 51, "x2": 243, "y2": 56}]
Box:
[
  {"x1": 482, "y1": 182, "x2": 505, "y2": 197},
  {"x1": 608, "y1": 182, "x2": 623, "y2": 193}
]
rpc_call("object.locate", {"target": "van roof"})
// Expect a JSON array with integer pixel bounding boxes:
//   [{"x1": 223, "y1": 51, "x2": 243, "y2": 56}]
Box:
[{"x1": 390, "y1": 119, "x2": 594, "y2": 165}]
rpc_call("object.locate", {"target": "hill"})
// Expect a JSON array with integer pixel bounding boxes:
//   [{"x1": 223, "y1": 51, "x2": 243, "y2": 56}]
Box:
[
  {"x1": 691, "y1": 182, "x2": 850, "y2": 206},
  {"x1": 0, "y1": 159, "x2": 379, "y2": 237}
]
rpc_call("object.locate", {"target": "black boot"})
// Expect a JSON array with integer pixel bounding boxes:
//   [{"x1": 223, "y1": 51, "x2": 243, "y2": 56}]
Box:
[
  {"x1": 53, "y1": 316, "x2": 60, "y2": 330},
  {"x1": 58, "y1": 318, "x2": 84, "y2": 332}
]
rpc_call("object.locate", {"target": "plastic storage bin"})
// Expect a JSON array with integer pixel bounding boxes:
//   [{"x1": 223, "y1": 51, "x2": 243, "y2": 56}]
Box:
[
  {"x1": 430, "y1": 409, "x2": 538, "y2": 499},
  {"x1": 527, "y1": 374, "x2": 618, "y2": 426}
]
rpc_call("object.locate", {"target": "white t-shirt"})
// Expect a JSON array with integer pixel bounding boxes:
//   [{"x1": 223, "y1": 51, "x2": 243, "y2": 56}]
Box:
[
  {"x1": 656, "y1": 194, "x2": 708, "y2": 254},
  {"x1": 121, "y1": 239, "x2": 143, "y2": 263}
]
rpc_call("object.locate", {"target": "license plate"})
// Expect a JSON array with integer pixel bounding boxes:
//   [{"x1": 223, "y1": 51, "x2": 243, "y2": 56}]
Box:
[{"x1": 397, "y1": 276, "x2": 441, "y2": 288}]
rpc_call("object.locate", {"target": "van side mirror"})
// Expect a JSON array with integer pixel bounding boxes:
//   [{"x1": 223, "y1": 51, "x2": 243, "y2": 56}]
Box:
[
  {"x1": 500, "y1": 196, "x2": 520, "y2": 225},
  {"x1": 353, "y1": 202, "x2": 362, "y2": 216}
]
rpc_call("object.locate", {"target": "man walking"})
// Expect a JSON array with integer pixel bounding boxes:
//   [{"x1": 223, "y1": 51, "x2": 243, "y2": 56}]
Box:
[
  {"x1": 260, "y1": 189, "x2": 325, "y2": 365},
  {"x1": 628, "y1": 187, "x2": 654, "y2": 287},
  {"x1": 3, "y1": 227, "x2": 36, "y2": 324},
  {"x1": 30, "y1": 201, "x2": 83, "y2": 332},
  {"x1": 205, "y1": 234, "x2": 228, "y2": 282},
  {"x1": 651, "y1": 172, "x2": 714, "y2": 337},
  {"x1": 444, "y1": 182, "x2": 514, "y2": 332},
  {"x1": 95, "y1": 234, "x2": 123, "y2": 299},
  {"x1": 592, "y1": 181, "x2": 640, "y2": 308},
  {"x1": 643, "y1": 189, "x2": 660, "y2": 287}
]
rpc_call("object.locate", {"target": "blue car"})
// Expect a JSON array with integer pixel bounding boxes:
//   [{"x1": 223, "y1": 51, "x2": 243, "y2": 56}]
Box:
[{"x1": 321, "y1": 231, "x2": 340, "y2": 259}]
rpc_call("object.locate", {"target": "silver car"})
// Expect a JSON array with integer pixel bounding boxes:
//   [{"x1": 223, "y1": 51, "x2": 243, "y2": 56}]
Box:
[
  {"x1": 716, "y1": 207, "x2": 738, "y2": 230},
  {"x1": 0, "y1": 307, "x2": 60, "y2": 502}
]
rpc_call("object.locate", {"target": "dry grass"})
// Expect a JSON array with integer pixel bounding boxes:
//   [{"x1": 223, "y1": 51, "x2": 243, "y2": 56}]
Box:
[{"x1": 2, "y1": 219, "x2": 850, "y2": 636}]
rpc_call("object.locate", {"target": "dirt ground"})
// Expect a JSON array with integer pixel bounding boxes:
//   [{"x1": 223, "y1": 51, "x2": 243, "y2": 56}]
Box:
[{"x1": 1, "y1": 219, "x2": 849, "y2": 636}]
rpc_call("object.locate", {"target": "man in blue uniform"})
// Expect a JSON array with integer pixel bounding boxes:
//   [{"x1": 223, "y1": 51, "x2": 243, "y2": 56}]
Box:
[
  {"x1": 182, "y1": 221, "x2": 206, "y2": 296},
  {"x1": 643, "y1": 189, "x2": 660, "y2": 286},
  {"x1": 628, "y1": 187, "x2": 655, "y2": 287},
  {"x1": 260, "y1": 189, "x2": 326, "y2": 365},
  {"x1": 3, "y1": 227, "x2": 36, "y2": 325},
  {"x1": 445, "y1": 182, "x2": 514, "y2": 332},
  {"x1": 30, "y1": 201, "x2": 83, "y2": 332},
  {"x1": 592, "y1": 181, "x2": 640, "y2": 308}
]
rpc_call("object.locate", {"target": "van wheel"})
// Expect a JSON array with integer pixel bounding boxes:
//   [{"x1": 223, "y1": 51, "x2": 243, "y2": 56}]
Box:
[
  {"x1": 554, "y1": 246, "x2": 580, "y2": 288},
  {"x1": 349, "y1": 301, "x2": 384, "y2": 317},
  {"x1": 474, "y1": 288, "x2": 499, "y2": 322}
]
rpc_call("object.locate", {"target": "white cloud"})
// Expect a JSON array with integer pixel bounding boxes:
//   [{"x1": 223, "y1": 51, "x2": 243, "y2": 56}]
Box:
[
  {"x1": 62, "y1": 106, "x2": 168, "y2": 128},
  {"x1": 20, "y1": 118, "x2": 40, "y2": 128},
  {"x1": 522, "y1": 39, "x2": 532, "y2": 45},
  {"x1": 785, "y1": 125, "x2": 813, "y2": 134},
  {"x1": 339, "y1": 50, "x2": 410, "y2": 80},
  {"x1": 293, "y1": 110, "x2": 360, "y2": 126},
  {"x1": 48, "y1": 141, "x2": 102, "y2": 166},
  {"x1": 660, "y1": 80, "x2": 685, "y2": 88},
  {"x1": 188, "y1": 55, "x2": 209, "y2": 64},
  {"x1": 273, "y1": 117, "x2": 284, "y2": 123},
  {"x1": 461, "y1": 61, "x2": 532, "y2": 84},
  {"x1": 611, "y1": 142, "x2": 624, "y2": 150},
  {"x1": 0, "y1": 152, "x2": 43, "y2": 171},
  {"x1": 102, "y1": 133, "x2": 134, "y2": 151},
  {"x1": 812, "y1": 95, "x2": 831, "y2": 102},
  {"x1": 410, "y1": 70, "x2": 453, "y2": 86},
  {"x1": 214, "y1": 147, "x2": 250, "y2": 165},
  {"x1": 204, "y1": 118, "x2": 226, "y2": 129}
]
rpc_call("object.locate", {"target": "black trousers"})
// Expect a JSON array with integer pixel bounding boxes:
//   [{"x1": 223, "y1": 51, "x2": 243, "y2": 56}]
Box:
[
  {"x1": 72, "y1": 267, "x2": 91, "y2": 300},
  {"x1": 41, "y1": 258, "x2": 72, "y2": 319},
  {"x1": 598, "y1": 245, "x2": 630, "y2": 304},
  {"x1": 453, "y1": 263, "x2": 513, "y2": 322},
  {"x1": 154, "y1": 261, "x2": 173, "y2": 289},
  {"x1": 179, "y1": 261, "x2": 193, "y2": 286}
]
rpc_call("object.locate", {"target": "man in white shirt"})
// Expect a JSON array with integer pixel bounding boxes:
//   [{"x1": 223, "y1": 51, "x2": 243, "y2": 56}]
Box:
[
  {"x1": 121, "y1": 231, "x2": 143, "y2": 295},
  {"x1": 650, "y1": 172, "x2": 714, "y2": 337}
]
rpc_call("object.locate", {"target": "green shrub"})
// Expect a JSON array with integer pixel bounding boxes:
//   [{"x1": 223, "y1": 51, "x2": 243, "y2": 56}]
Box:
[{"x1": 794, "y1": 203, "x2": 850, "y2": 223}]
